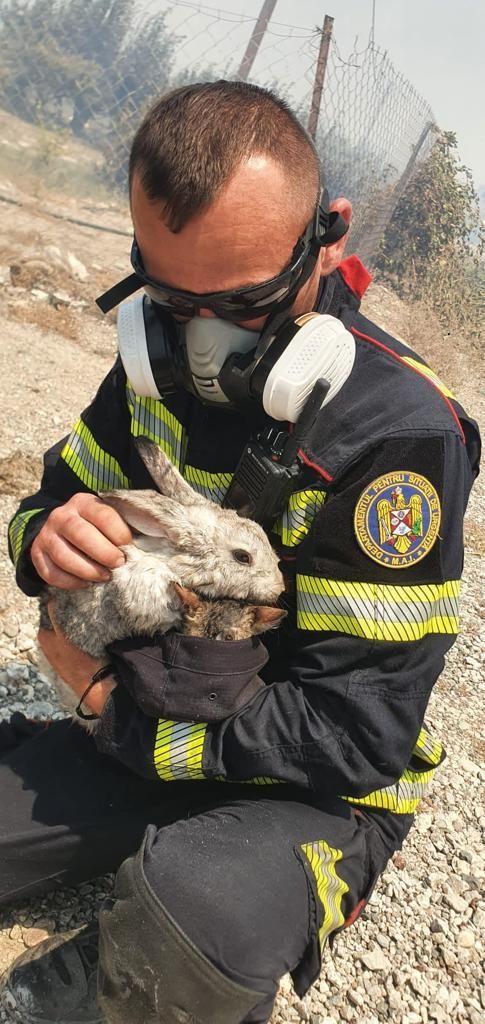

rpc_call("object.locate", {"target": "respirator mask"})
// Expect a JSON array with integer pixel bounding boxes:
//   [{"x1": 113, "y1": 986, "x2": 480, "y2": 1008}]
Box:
[
  {"x1": 96, "y1": 190, "x2": 356, "y2": 522},
  {"x1": 96, "y1": 189, "x2": 355, "y2": 424}
]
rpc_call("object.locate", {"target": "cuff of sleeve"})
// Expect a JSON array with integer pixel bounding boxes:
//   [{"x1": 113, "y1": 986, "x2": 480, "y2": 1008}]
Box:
[
  {"x1": 107, "y1": 631, "x2": 269, "y2": 723},
  {"x1": 15, "y1": 512, "x2": 52, "y2": 596}
]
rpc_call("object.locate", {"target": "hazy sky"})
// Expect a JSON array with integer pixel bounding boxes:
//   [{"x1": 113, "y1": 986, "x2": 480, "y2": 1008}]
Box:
[{"x1": 162, "y1": 0, "x2": 485, "y2": 189}]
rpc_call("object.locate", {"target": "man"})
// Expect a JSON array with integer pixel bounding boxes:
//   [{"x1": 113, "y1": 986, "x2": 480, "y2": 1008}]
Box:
[{"x1": 2, "y1": 82, "x2": 480, "y2": 1023}]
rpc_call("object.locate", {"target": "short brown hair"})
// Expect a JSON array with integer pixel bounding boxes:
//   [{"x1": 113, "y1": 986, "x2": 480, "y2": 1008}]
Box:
[{"x1": 129, "y1": 80, "x2": 320, "y2": 232}]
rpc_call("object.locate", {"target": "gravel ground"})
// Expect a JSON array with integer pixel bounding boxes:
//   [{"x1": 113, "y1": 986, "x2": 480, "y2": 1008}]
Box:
[{"x1": 0, "y1": 191, "x2": 483, "y2": 1024}]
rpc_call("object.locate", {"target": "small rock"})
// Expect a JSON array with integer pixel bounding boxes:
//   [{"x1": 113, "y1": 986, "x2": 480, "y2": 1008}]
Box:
[
  {"x1": 443, "y1": 892, "x2": 468, "y2": 914},
  {"x1": 17, "y1": 634, "x2": 35, "y2": 652},
  {"x1": 26, "y1": 701, "x2": 54, "y2": 719},
  {"x1": 293, "y1": 999, "x2": 310, "y2": 1020},
  {"x1": 428, "y1": 1004, "x2": 447, "y2": 1023},
  {"x1": 22, "y1": 926, "x2": 52, "y2": 947},
  {"x1": 67, "y1": 252, "x2": 88, "y2": 282},
  {"x1": 415, "y1": 812, "x2": 434, "y2": 832},
  {"x1": 441, "y1": 947, "x2": 457, "y2": 965},
  {"x1": 456, "y1": 929, "x2": 475, "y2": 948},
  {"x1": 9, "y1": 923, "x2": 23, "y2": 941},
  {"x1": 387, "y1": 987, "x2": 404, "y2": 1011},
  {"x1": 347, "y1": 990, "x2": 363, "y2": 1007},
  {"x1": 430, "y1": 918, "x2": 447, "y2": 933},
  {"x1": 359, "y1": 949, "x2": 391, "y2": 971},
  {"x1": 409, "y1": 971, "x2": 429, "y2": 997},
  {"x1": 392, "y1": 852, "x2": 406, "y2": 869},
  {"x1": 3, "y1": 618, "x2": 19, "y2": 637},
  {"x1": 50, "y1": 289, "x2": 71, "y2": 308},
  {"x1": 7, "y1": 663, "x2": 29, "y2": 681}
]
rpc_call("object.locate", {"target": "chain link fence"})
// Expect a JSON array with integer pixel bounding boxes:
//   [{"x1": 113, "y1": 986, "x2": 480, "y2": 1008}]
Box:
[{"x1": 0, "y1": 0, "x2": 436, "y2": 265}]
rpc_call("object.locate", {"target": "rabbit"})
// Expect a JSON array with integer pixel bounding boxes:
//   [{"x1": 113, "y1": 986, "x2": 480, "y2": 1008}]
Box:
[
  {"x1": 38, "y1": 438, "x2": 284, "y2": 724},
  {"x1": 172, "y1": 583, "x2": 287, "y2": 640}
]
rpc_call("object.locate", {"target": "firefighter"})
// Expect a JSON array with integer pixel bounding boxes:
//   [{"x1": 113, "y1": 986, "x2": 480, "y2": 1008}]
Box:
[{"x1": 2, "y1": 82, "x2": 480, "y2": 1024}]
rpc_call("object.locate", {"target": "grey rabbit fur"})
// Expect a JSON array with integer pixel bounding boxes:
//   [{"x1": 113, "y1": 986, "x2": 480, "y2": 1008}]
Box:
[{"x1": 39, "y1": 438, "x2": 284, "y2": 725}]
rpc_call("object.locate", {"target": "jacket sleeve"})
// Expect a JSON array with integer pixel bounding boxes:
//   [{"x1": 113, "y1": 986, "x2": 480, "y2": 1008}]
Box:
[
  {"x1": 94, "y1": 429, "x2": 475, "y2": 802},
  {"x1": 8, "y1": 358, "x2": 131, "y2": 596}
]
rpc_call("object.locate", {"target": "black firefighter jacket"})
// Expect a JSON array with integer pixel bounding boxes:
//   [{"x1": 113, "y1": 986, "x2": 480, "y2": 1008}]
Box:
[{"x1": 8, "y1": 257, "x2": 481, "y2": 814}]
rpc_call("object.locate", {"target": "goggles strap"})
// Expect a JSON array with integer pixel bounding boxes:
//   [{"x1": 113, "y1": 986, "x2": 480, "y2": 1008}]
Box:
[{"x1": 96, "y1": 272, "x2": 143, "y2": 314}]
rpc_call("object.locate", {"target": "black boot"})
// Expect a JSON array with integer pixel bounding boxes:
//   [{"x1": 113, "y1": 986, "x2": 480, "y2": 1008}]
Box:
[{"x1": 1, "y1": 923, "x2": 103, "y2": 1023}]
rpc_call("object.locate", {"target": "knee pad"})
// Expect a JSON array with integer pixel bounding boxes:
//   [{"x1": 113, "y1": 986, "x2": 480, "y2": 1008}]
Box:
[{"x1": 98, "y1": 827, "x2": 265, "y2": 1024}]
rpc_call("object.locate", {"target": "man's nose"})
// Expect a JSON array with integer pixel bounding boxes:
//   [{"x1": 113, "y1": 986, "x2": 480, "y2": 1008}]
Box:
[{"x1": 198, "y1": 308, "x2": 217, "y2": 319}]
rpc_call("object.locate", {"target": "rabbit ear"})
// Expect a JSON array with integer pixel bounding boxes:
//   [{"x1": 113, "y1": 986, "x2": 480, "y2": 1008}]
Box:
[
  {"x1": 101, "y1": 490, "x2": 206, "y2": 549},
  {"x1": 250, "y1": 606, "x2": 287, "y2": 634},
  {"x1": 135, "y1": 437, "x2": 209, "y2": 507},
  {"x1": 171, "y1": 583, "x2": 202, "y2": 611}
]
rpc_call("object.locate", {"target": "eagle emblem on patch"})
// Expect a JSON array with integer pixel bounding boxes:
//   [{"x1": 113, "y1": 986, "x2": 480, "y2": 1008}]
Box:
[{"x1": 354, "y1": 471, "x2": 441, "y2": 568}]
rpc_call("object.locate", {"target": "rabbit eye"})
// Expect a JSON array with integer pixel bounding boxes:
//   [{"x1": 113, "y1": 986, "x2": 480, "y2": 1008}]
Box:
[{"x1": 232, "y1": 549, "x2": 252, "y2": 565}]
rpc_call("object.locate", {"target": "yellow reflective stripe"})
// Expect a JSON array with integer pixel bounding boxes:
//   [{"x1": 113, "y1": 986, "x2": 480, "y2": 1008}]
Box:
[
  {"x1": 301, "y1": 839, "x2": 349, "y2": 950},
  {"x1": 412, "y1": 726, "x2": 443, "y2": 767},
  {"x1": 61, "y1": 419, "x2": 129, "y2": 492},
  {"x1": 401, "y1": 356, "x2": 455, "y2": 399},
  {"x1": 273, "y1": 488, "x2": 326, "y2": 547},
  {"x1": 213, "y1": 774, "x2": 284, "y2": 785},
  {"x1": 183, "y1": 465, "x2": 233, "y2": 505},
  {"x1": 297, "y1": 576, "x2": 460, "y2": 640},
  {"x1": 154, "y1": 720, "x2": 207, "y2": 781},
  {"x1": 126, "y1": 383, "x2": 187, "y2": 470},
  {"x1": 340, "y1": 765, "x2": 437, "y2": 814},
  {"x1": 8, "y1": 508, "x2": 44, "y2": 565}
]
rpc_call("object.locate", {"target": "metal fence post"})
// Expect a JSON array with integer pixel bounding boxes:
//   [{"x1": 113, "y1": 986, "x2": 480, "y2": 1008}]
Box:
[
  {"x1": 351, "y1": 121, "x2": 437, "y2": 267},
  {"x1": 394, "y1": 120, "x2": 437, "y2": 200},
  {"x1": 237, "y1": 0, "x2": 278, "y2": 82},
  {"x1": 307, "y1": 14, "x2": 334, "y2": 141}
]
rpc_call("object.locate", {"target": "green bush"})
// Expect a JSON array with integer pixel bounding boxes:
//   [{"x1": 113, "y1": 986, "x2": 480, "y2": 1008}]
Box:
[{"x1": 376, "y1": 132, "x2": 484, "y2": 339}]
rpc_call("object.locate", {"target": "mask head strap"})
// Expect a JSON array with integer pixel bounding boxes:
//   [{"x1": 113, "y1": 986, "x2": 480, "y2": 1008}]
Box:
[{"x1": 96, "y1": 273, "x2": 142, "y2": 314}]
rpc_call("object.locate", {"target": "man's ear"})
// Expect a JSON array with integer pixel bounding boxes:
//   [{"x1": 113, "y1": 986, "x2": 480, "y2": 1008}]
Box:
[{"x1": 320, "y1": 197, "x2": 352, "y2": 276}]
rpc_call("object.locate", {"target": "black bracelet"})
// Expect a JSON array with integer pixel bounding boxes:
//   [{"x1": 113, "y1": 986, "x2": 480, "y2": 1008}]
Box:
[{"x1": 75, "y1": 664, "x2": 114, "y2": 721}]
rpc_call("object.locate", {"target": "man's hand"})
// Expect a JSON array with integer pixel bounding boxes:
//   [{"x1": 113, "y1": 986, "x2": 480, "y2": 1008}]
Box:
[
  {"x1": 38, "y1": 602, "x2": 117, "y2": 716},
  {"x1": 31, "y1": 493, "x2": 133, "y2": 590}
]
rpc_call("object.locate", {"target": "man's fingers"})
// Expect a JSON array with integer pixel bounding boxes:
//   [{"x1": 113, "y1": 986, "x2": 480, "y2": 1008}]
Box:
[
  {"x1": 32, "y1": 548, "x2": 91, "y2": 591},
  {"x1": 30, "y1": 493, "x2": 132, "y2": 589},
  {"x1": 80, "y1": 497, "x2": 133, "y2": 547},
  {"x1": 49, "y1": 534, "x2": 117, "y2": 583},
  {"x1": 61, "y1": 515, "x2": 126, "y2": 571},
  {"x1": 33, "y1": 535, "x2": 112, "y2": 586}
]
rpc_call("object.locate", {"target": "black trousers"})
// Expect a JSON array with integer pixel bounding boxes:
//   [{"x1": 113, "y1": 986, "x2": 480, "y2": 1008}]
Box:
[{"x1": 0, "y1": 715, "x2": 414, "y2": 1023}]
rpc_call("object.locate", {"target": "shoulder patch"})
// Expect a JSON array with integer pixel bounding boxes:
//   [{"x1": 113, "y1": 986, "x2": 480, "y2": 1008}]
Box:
[{"x1": 354, "y1": 471, "x2": 441, "y2": 568}]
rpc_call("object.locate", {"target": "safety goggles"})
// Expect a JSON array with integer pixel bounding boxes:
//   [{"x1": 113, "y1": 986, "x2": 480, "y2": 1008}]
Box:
[
  {"x1": 96, "y1": 189, "x2": 348, "y2": 318},
  {"x1": 129, "y1": 212, "x2": 321, "y2": 322}
]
